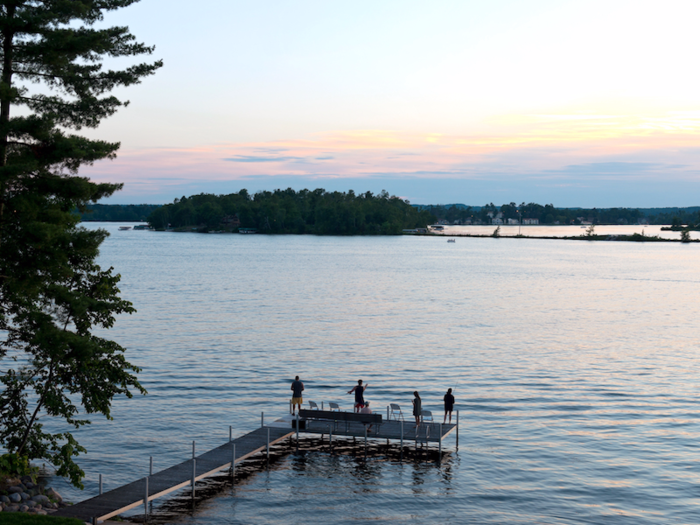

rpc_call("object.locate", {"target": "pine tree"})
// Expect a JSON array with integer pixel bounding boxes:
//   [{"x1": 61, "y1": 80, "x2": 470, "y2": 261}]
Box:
[{"x1": 0, "y1": 1, "x2": 161, "y2": 487}]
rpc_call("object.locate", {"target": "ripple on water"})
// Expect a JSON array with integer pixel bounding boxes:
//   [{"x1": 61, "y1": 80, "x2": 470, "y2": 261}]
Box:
[{"x1": 42, "y1": 226, "x2": 700, "y2": 524}]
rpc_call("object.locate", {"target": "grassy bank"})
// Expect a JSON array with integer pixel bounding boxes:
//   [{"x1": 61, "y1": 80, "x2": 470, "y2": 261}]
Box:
[{"x1": 0, "y1": 515, "x2": 83, "y2": 525}]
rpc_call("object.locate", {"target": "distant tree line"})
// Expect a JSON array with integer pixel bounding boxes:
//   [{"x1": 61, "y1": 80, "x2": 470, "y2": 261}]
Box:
[
  {"x1": 421, "y1": 202, "x2": 700, "y2": 226},
  {"x1": 81, "y1": 199, "x2": 700, "y2": 229},
  {"x1": 80, "y1": 204, "x2": 161, "y2": 222},
  {"x1": 147, "y1": 189, "x2": 436, "y2": 234}
]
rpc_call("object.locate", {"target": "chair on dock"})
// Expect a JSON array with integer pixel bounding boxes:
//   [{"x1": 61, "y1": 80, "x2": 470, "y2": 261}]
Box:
[
  {"x1": 421, "y1": 410, "x2": 434, "y2": 423},
  {"x1": 390, "y1": 403, "x2": 405, "y2": 421},
  {"x1": 328, "y1": 402, "x2": 341, "y2": 412},
  {"x1": 308, "y1": 400, "x2": 319, "y2": 410}
]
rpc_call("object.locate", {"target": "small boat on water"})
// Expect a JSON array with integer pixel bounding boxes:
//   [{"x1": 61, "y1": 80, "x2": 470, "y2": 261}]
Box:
[
  {"x1": 118, "y1": 226, "x2": 131, "y2": 231},
  {"x1": 447, "y1": 238, "x2": 456, "y2": 243}
]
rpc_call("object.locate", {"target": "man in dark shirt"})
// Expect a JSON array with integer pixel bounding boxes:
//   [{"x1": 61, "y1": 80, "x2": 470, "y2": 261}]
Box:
[
  {"x1": 443, "y1": 388, "x2": 455, "y2": 424},
  {"x1": 291, "y1": 375, "x2": 304, "y2": 415},
  {"x1": 347, "y1": 379, "x2": 369, "y2": 413}
]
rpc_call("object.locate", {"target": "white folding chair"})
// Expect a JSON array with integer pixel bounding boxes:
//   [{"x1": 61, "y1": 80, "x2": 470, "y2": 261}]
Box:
[
  {"x1": 308, "y1": 400, "x2": 319, "y2": 410},
  {"x1": 390, "y1": 403, "x2": 405, "y2": 421},
  {"x1": 328, "y1": 402, "x2": 341, "y2": 412},
  {"x1": 421, "y1": 410, "x2": 434, "y2": 423}
]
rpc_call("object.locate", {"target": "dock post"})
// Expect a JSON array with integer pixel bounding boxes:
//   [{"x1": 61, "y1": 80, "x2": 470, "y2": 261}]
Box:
[
  {"x1": 192, "y1": 458, "x2": 196, "y2": 499},
  {"x1": 439, "y1": 423, "x2": 443, "y2": 459},
  {"x1": 456, "y1": 409, "x2": 459, "y2": 449},
  {"x1": 150, "y1": 456, "x2": 153, "y2": 476},
  {"x1": 364, "y1": 426, "x2": 368, "y2": 456},
  {"x1": 295, "y1": 412, "x2": 300, "y2": 442},
  {"x1": 144, "y1": 476, "x2": 149, "y2": 517},
  {"x1": 266, "y1": 427, "x2": 270, "y2": 463},
  {"x1": 99, "y1": 473, "x2": 103, "y2": 495},
  {"x1": 387, "y1": 405, "x2": 389, "y2": 420},
  {"x1": 231, "y1": 443, "x2": 236, "y2": 481},
  {"x1": 261, "y1": 411, "x2": 264, "y2": 427},
  {"x1": 92, "y1": 517, "x2": 97, "y2": 525},
  {"x1": 322, "y1": 401, "x2": 324, "y2": 410},
  {"x1": 192, "y1": 440, "x2": 195, "y2": 459},
  {"x1": 229, "y1": 425, "x2": 232, "y2": 442}
]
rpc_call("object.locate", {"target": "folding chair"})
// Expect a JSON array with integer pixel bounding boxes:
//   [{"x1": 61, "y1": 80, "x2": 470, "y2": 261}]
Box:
[
  {"x1": 421, "y1": 410, "x2": 434, "y2": 423},
  {"x1": 308, "y1": 400, "x2": 319, "y2": 410},
  {"x1": 328, "y1": 402, "x2": 341, "y2": 412},
  {"x1": 390, "y1": 403, "x2": 405, "y2": 421}
]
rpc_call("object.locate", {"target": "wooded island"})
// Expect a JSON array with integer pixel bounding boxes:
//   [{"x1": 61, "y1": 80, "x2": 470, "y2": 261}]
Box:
[{"x1": 147, "y1": 189, "x2": 435, "y2": 234}]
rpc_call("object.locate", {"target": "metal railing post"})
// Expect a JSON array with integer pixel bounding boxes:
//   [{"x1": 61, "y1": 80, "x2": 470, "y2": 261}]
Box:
[
  {"x1": 149, "y1": 456, "x2": 153, "y2": 476},
  {"x1": 266, "y1": 427, "x2": 270, "y2": 462},
  {"x1": 192, "y1": 440, "x2": 195, "y2": 459},
  {"x1": 144, "y1": 476, "x2": 149, "y2": 517},
  {"x1": 439, "y1": 423, "x2": 443, "y2": 456},
  {"x1": 261, "y1": 411, "x2": 264, "y2": 427},
  {"x1": 232, "y1": 443, "x2": 236, "y2": 482},
  {"x1": 296, "y1": 412, "x2": 300, "y2": 442},
  {"x1": 192, "y1": 458, "x2": 196, "y2": 499},
  {"x1": 456, "y1": 409, "x2": 459, "y2": 449},
  {"x1": 229, "y1": 425, "x2": 232, "y2": 442},
  {"x1": 99, "y1": 474, "x2": 103, "y2": 495}
]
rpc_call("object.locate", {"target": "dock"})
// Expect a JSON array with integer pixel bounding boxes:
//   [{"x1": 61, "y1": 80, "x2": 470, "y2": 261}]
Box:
[
  {"x1": 53, "y1": 409, "x2": 458, "y2": 523},
  {"x1": 52, "y1": 425, "x2": 293, "y2": 522}
]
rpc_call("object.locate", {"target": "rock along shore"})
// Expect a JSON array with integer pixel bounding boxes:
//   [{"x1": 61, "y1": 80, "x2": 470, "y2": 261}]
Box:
[{"x1": 0, "y1": 474, "x2": 68, "y2": 515}]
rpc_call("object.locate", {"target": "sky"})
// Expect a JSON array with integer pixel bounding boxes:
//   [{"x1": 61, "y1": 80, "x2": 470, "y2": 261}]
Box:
[{"x1": 78, "y1": 0, "x2": 700, "y2": 207}]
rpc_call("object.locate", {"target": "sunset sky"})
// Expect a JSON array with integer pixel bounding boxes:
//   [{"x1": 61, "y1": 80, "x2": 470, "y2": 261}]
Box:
[{"x1": 83, "y1": 0, "x2": 700, "y2": 207}]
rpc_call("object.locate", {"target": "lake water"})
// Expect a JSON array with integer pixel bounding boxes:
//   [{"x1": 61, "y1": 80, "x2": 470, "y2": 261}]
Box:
[{"x1": 50, "y1": 224, "x2": 700, "y2": 524}]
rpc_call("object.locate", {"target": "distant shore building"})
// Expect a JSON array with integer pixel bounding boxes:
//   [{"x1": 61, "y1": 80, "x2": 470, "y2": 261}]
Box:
[{"x1": 522, "y1": 218, "x2": 539, "y2": 225}]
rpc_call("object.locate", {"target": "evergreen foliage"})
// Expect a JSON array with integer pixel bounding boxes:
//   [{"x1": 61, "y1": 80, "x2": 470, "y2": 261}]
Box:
[
  {"x1": 0, "y1": 0, "x2": 161, "y2": 488},
  {"x1": 148, "y1": 189, "x2": 436, "y2": 234},
  {"x1": 79, "y1": 203, "x2": 160, "y2": 222}
]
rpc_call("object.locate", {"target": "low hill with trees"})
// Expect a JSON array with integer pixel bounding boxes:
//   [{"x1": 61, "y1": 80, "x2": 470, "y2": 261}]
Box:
[
  {"x1": 419, "y1": 202, "x2": 700, "y2": 226},
  {"x1": 78, "y1": 204, "x2": 161, "y2": 222},
  {"x1": 147, "y1": 189, "x2": 436, "y2": 234}
]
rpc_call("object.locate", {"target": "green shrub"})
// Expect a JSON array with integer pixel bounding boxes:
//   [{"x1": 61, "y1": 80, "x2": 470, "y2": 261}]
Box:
[{"x1": 0, "y1": 453, "x2": 34, "y2": 478}]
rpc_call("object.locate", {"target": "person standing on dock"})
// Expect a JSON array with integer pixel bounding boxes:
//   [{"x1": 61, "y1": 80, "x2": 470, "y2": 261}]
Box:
[
  {"x1": 291, "y1": 376, "x2": 304, "y2": 415},
  {"x1": 412, "y1": 391, "x2": 422, "y2": 427},
  {"x1": 443, "y1": 388, "x2": 455, "y2": 424},
  {"x1": 348, "y1": 379, "x2": 369, "y2": 412}
]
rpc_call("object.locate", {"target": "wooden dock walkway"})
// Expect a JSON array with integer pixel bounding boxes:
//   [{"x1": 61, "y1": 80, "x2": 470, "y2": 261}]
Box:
[
  {"x1": 53, "y1": 425, "x2": 293, "y2": 523},
  {"x1": 52, "y1": 410, "x2": 458, "y2": 523}
]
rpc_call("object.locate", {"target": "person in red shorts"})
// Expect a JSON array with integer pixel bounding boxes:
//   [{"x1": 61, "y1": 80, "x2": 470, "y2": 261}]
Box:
[{"x1": 347, "y1": 379, "x2": 369, "y2": 412}]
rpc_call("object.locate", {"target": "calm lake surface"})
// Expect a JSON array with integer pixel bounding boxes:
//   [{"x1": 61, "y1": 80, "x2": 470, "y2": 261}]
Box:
[{"x1": 52, "y1": 224, "x2": 700, "y2": 524}]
